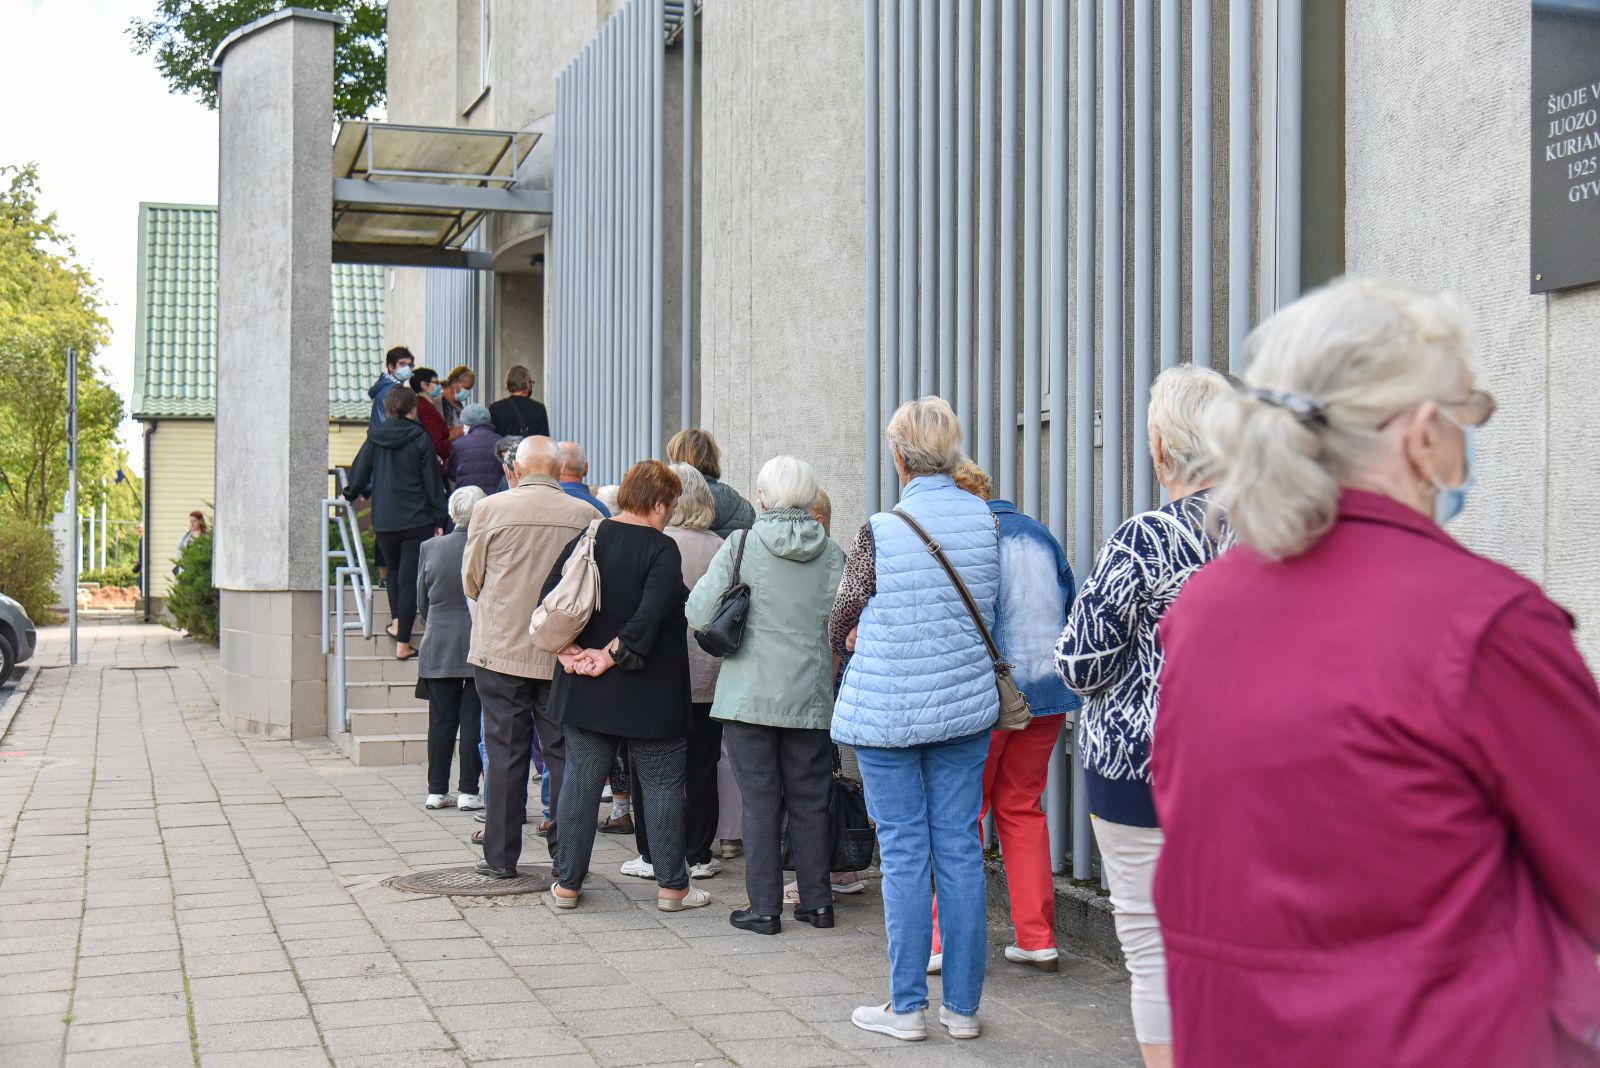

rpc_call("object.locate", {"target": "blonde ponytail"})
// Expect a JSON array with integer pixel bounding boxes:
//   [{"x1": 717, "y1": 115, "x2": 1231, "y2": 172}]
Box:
[{"x1": 1209, "y1": 278, "x2": 1469, "y2": 560}]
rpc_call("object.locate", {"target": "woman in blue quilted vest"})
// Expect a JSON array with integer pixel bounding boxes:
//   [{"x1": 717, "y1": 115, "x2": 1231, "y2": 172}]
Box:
[{"x1": 831, "y1": 396, "x2": 1001, "y2": 1043}]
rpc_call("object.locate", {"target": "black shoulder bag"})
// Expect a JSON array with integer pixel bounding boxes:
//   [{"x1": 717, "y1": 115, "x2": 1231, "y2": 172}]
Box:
[{"x1": 693, "y1": 531, "x2": 751, "y2": 657}]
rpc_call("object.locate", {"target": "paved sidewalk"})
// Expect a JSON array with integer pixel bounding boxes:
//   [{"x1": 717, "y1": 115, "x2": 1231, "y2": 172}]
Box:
[{"x1": 0, "y1": 618, "x2": 1137, "y2": 1067}]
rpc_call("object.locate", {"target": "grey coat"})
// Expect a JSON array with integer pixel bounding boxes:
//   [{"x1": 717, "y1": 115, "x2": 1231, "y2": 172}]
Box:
[{"x1": 417, "y1": 530, "x2": 473, "y2": 678}]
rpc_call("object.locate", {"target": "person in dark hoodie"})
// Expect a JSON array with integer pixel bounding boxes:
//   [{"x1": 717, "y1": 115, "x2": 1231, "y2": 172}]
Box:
[
  {"x1": 444, "y1": 404, "x2": 503, "y2": 494},
  {"x1": 346, "y1": 386, "x2": 449, "y2": 660},
  {"x1": 368, "y1": 346, "x2": 416, "y2": 430}
]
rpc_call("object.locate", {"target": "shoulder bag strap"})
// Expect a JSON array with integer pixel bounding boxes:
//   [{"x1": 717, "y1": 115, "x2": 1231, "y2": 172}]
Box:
[
  {"x1": 730, "y1": 529, "x2": 749, "y2": 586},
  {"x1": 891, "y1": 509, "x2": 1004, "y2": 667}
]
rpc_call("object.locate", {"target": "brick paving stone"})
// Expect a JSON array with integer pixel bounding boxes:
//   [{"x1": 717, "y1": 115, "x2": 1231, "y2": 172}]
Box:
[{"x1": 0, "y1": 619, "x2": 1141, "y2": 1068}]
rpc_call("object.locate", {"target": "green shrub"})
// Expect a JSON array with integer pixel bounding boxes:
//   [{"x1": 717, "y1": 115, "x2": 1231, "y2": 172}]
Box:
[
  {"x1": 0, "y1": 520, "x2": 60, "y2": 623},
  {"x1": 326, "y1": 519, "x2": 380, "y2": 586},
  {"x1": 82, "y1": 563, "x2": 139, "y2": 588},
  {"x1": 167, "y1": 532, "x2": 218, "y2": 644}
]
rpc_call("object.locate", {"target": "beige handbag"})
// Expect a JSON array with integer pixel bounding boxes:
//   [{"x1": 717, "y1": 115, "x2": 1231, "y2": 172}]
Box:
[
  {"x1": 892, "y1": 509, "x2": 1032, "y2": 731},
  {"x1": 528, "y1": 519, "x2": 604, "y2": 653}
]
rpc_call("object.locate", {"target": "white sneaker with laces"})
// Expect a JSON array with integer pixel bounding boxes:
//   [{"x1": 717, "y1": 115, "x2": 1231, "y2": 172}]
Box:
[
  {"x1": 620, "y1": 855, "x2": 655, "y2": 879},
  {"x1": 1004, "y1": 944, "x2": 1060, "y2": 972},
  {"x1": 689, "y1": 857, "x2": 723, "y2": 879},
  {"x1": 926, "y1": 953, "x2": 943, "y2": 975},
  {"x1": 456, "y1": 794, "x2": 484, "y2": 811},
  {"x1": 938, "y1": 1005, "x2": 980, "y2": 1039},
  {"x1": 850, "y1": 1003, "x2": 927, "y2": 1041},
  {"x1": 424, "y1": 794, "x2": 448, "y2": 810}
]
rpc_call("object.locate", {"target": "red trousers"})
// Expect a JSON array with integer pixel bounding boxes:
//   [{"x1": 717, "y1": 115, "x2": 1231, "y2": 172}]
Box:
[{"x1": 934, "y1": 713, "x2": 1064, "y2": 952}]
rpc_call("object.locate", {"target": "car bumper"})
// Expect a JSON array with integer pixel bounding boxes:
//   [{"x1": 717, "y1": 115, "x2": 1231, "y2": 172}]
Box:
[{"x1": 18, "y1": 622, "x2": 35, "y2": 663}]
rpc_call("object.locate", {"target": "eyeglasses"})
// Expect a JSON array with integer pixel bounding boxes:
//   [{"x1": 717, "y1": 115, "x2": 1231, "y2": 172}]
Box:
[{"x1": 1439, "y1": 389, "x2": 1496, "y2": 428}]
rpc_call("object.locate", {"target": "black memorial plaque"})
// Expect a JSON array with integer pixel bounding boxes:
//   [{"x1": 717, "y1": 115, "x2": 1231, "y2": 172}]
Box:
[{"x1": 1532, "y1": 0, "x2": 1600, "y2": 293}]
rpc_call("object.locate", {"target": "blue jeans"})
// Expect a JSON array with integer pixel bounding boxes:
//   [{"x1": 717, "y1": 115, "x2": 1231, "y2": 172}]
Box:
[
  {"x1": 478, "y1": 709, "x2": 542, "y2": 802},
  {"x1": 854, "y1": 730, "x2": 991, "y2": 1016}
]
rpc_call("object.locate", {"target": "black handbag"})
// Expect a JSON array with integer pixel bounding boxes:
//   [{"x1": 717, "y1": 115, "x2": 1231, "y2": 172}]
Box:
[
  {"x1": 693, "y1": 531, "x2": 751, "y2": 657},
  {"x1": 781, "y1": 748, "x2": 878, "y2": 874}
]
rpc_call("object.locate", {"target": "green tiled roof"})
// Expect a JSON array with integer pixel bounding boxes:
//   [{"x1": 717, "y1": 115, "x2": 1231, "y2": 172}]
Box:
[{"x1": 132, "y1": 203, "x2": 385, "y2": 421}]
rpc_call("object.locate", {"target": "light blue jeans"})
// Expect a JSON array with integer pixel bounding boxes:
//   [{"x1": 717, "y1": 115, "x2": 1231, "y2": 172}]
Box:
[{"x1": 854, "y1": 729, "x2": 990, "y2": 1016}]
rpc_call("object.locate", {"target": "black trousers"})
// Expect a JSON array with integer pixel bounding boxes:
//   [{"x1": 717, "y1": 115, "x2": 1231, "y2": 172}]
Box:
[
  {"x1": 425, "y1": 677, "x2": 483, "y2": 795},
  {"x1": 723, "y1": 721, "x2": 834, "y2": 915},
  {"x1": 558, "y1": 725, "x2": 689, "y2": 892},
  {"x1": 373, "y1": 524, "x2": 433, "y2": 643},
  {"x1": 474, "y1": 666, "x2": 564, "y2": 871},
  {"x1": 636, "y1": 702, "x2": 721, "y2": 867}
]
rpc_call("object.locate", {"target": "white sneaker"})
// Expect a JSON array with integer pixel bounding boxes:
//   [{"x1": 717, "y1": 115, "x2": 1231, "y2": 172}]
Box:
[
  {"x1": 831, "y1": 878, "x2": 866, "y2": 894},
  {"x1": 424, "y1": 794, "x2": 448, "y2": 810},
  {"x1": 850, "y1": 1003, "x2": 927, "y2": 1042},
  {"x1": 938, "y1": 1005, "x2": 980, "y2": 1039},
  {"x1": 1004, "y1": 945, "x2": 1059, "y2": 972},
  {"x1": 926, "y1": 953, "x2": 942, "y2": 975},
  {"x1": 689, "y1": 857, "x2": 722, "y2": 879},
  {"x1": 456, "y1": 794, "x2": 484, "y2": 811},
  {"x1": 620, "y1": 855, "x2": 656, "y2": 879}
]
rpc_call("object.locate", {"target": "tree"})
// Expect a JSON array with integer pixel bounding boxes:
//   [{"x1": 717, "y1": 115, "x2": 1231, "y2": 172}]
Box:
[
  {"x1": 0, "y1": 164, "x2": 120, "y2": 527},
  {"x1": 129, "y1": 1, "x2": 387, "y2": 122}
]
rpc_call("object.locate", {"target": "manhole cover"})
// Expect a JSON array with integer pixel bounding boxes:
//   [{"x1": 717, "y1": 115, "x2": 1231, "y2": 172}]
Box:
[{"x1": 386, "y1": 865, "x2": 553, "y2": 897}]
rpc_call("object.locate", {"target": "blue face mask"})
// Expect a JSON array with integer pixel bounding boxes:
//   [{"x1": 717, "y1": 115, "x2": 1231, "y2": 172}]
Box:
[
  {"x1": 1431, "y1": 415, "x2": 1476, "y2": 526},
  {"x1": 429, "y1": 383, "x2": 442, "y2": 398},
  {"x1": 395, "y1": 366, "x2": 414, "y2": 383},
  {"x1": 457, "y1": 389, "x2": 470, "y2": 403}
]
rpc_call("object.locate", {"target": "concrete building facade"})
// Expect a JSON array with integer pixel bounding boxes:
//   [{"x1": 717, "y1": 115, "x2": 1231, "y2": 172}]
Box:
[{"x1": 377, "y1": 1, "x2": 1599, "y2": 671}]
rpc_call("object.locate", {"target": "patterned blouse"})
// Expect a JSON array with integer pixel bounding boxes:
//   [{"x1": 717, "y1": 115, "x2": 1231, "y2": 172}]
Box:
[{"x1": 1055, "y1": 491, "x2": 1226, "y2": 782}]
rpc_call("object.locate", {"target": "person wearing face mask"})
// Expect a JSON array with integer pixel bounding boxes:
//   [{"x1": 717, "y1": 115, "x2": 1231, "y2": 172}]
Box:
[
  {"x1": 369, "y1": 346, "x2": 415, "y2": 430},
  {"x1": 408, "y1": 369, "x2": 452, "y2": 464},
  {"x1": 1149, "y1": 278, "x2": 1600, "y2": 1068},
  {"x1": 441, "y1": 365, "x2": 474, "y2": 438}
]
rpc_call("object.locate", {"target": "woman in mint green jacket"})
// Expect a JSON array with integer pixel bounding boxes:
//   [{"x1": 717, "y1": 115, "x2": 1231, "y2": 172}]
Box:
[{"x1": 685, "y1": 455, "x2": 845, "y2": 937}]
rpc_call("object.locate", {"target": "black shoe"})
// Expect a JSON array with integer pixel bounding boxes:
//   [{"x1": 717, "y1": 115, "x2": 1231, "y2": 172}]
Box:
[
  {"x1": 729, "y1": 908, "x2": 781, "y2": 935},
  {"x1": 792, "y1": 905, "x2": 835, "y2": 929},
  {"x1": 474, "y1": 860, "x2": 518, "y2": 880}
]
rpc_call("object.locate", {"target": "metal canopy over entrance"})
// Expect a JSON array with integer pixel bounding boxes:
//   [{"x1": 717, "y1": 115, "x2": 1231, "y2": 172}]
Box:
[{"x1": 331, "y1": 121, "x2": 550, "y2": 270}]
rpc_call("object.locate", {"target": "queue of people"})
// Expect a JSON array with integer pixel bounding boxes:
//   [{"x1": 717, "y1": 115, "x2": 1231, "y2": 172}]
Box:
[{"x1": 342, "y1": 276, "x2": 1600, "y2": 1065}]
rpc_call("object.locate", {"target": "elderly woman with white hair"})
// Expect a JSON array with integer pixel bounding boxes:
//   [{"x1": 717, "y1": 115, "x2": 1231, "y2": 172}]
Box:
[
  {"x1": 1150, "y1": 279, "x2": 1600, "y2": 1067},
  {"x1": 1054, "y1": 363, "x2": 1233, "y2": 1068},
  {"x1": 686, "y1": 455, "x2": 845, "y2": 936},
  {"x1": 829, "y1": 397, "x2": 1000, "y2": 1042},
  {"x1": 417, "y1": 485, "x2": 488, "y2": 811},
  {"x1": 621, "y1": 463, "x2": 728, "y2": 882}
]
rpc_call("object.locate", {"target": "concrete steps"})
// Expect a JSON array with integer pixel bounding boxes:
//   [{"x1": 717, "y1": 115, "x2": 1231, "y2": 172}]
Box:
[{"x1": 327, "y1": 602, "x2": 435, "y2": 768}]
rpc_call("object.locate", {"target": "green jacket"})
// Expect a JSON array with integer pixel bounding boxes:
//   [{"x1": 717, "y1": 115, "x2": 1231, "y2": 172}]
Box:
[{"x1": 684, "y1": 508, "x2": 846, "y2": 731}]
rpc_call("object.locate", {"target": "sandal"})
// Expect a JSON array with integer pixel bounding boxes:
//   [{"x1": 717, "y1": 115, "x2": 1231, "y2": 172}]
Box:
[
  {"x1": 548, "y1": 884, "x2": 579, "y2": 910},
  {"x1": 386, "y1": 621, "x2": 400, "y2": 638},
  {"x1": 658, "y1": 885, "x2": 712, "y2": 912},
  {"x1": 470, "y1": 829, "x2": 484, "y2": 845},
  {"x1": 394, "y1": 649, "x2": 418, "y2": 662}
]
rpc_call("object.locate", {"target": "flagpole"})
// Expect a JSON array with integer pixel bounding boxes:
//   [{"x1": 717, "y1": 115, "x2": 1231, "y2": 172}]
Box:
[{"x1": 67, "y1": 347, "x2": 78, "y2": 666}]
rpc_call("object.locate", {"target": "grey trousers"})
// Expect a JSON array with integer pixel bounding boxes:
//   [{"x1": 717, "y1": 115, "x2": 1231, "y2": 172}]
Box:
[
  {"x1": 722, "y1": 721, "x2": 834, "y2": 915},
  {"x1": 557, "y1": 725, "x2": 689, "y2": 892},
  {"x1": 475, "y1": 667, "x2": 563, "y2": 872}
]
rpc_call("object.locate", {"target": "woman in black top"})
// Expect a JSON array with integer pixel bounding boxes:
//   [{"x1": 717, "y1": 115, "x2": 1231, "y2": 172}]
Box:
[
  {"x1": 344, "y1": 387, "x2": 449, "y2": 660},
  {"x1": 544, "y1": 460, "x2": 710, "y2": 913}
]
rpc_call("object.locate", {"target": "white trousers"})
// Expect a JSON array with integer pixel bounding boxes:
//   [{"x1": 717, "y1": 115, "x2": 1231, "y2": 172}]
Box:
[{"x1": 1092, "y1": 816, "x2": 1171, "y2": 1046}]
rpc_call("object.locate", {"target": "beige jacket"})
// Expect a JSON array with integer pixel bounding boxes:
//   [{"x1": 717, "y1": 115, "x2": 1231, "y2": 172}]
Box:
[{"x1": 462, "y1": 475, "x2": 602, "y2": 679}]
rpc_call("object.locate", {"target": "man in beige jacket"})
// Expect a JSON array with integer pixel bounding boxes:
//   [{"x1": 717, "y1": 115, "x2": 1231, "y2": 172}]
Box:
[{"x1": 464, "y1": 436, "x2": 601, "y2": 877}]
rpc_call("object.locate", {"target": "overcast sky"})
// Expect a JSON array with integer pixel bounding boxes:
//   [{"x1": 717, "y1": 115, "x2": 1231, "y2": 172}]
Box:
[{"x1": 2, "y1": 0, "x2": 220, "y2": 474}]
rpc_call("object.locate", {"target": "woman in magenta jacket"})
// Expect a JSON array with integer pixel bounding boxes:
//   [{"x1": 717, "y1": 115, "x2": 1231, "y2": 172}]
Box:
[{"x1": 1152, "y1": 278, "x2": 1600, "y2": 1067}]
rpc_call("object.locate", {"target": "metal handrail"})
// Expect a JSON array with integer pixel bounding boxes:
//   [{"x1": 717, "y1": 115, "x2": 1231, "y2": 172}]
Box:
[{"x1": 323, "y1": 468, "x2": 373, "y2": 733}]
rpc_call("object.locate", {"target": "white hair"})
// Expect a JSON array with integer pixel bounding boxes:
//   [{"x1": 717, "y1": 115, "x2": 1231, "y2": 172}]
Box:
[
  {"x1": 755, "y1": 455, "x2": 821, "y2": 511},
  {"x1": 596, "y1": 485, "x2": 620, "y2": 513},
  {"x1": 448, "y1": 486, "x2": 485, "y2": 528},
  {"x1": 1207, "y1": 277, "x2": 1470, "y2": 560},
  {"x1": 1147, "y1": 365, "x2": 1233, "y2": 485},
  {"x1": 514, "y1": 436, "x2": 561, "y2": 473},
  {"x1": 558, "y1": 441, "x2": 589, "y2": 478},
  {"x1": 886, "y1": 396, "x2": 964, "y2": 475},
  {"x1": 668, "y1": 463, "x2": 715, "y2": 529}
]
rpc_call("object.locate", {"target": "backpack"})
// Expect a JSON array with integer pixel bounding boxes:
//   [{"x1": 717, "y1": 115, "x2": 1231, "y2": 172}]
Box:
[{"x1": 528, "y1": 519, "x2": 604, "y2": 653}]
